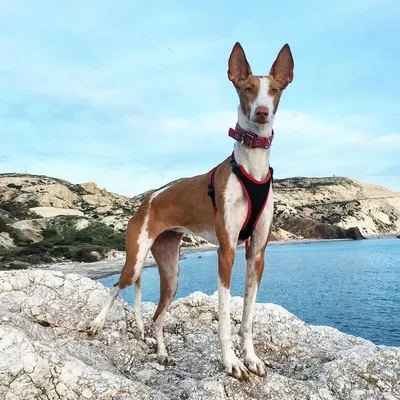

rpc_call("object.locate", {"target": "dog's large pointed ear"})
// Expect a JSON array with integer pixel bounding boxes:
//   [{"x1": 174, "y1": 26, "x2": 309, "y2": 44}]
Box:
[
  {"x1": 270, "y1": 44, "x2": 294, "y2": 90},
  {"x1": 228, "y1": 42, "x2": 252, "y2": 86}
]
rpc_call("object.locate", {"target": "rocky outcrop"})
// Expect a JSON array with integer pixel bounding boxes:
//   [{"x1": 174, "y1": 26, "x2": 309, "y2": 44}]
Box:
[
  {"x1": 0, "y1": 215, "x2": 126, "y2": 268},
  {"x1": 273, "y1": 176, "x2": 400, "y2": 237},
  {"x1": 277, "y1": 216, "x2": 365, "y2": 240},
  {"x1": 0, "y1": 270, "x2": 399, "y2": 399},
  {"x1": 0, "y1": 174, "x2": 137, "y2": 227},
  {"x1": 396, "y1": 232, "x2": 400, "y2": 239}
]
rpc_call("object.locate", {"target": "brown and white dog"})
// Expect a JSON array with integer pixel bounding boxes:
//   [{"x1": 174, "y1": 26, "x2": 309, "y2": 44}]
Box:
[{"x1": 87, "y1": 42, "x2": 294, "y2": 381}]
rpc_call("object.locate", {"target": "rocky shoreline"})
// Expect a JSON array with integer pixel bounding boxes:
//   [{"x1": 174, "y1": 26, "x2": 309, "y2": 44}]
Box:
[
  {"x1": 39, "y1": 239, "x2": 347, "y2": 280},
  {"x1": 42, "y1": 244, "x2": 219, "y2": 280},
  {"x1": 37, "y1": 235, "x2": 400, "y2": 281}
]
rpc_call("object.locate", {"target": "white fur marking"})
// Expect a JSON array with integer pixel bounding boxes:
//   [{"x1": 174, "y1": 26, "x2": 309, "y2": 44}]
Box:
[
  {"x1": 218, "y1": 277, "x2": 249, "y2": 378},
  {"x1": 132, "y1": 213, "x2": 152, "y2": 282},
  {"x1": 250, "y1": 77, "x2": 275, "y2": 125},
  {"x1": 223, "y1": 174, "x2": 248, "y2": 247},
  {"x1": 134, "y1": 280, "x2": 144, "y2": 340},
  {"x1": 155, "y1": 313, "x2": 168, "y2": 358},
  {"x1": 88, "y1": 286, "x2": 120, "y2": 335}
]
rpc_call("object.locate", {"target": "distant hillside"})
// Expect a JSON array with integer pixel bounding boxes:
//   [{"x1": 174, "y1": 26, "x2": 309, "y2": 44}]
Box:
[
  {"x1": 1, "y1": 172, "x2": 399, "y2": 269},
  {"x1": 273, "y1": 176, "x2": 400, "y2": 236}
]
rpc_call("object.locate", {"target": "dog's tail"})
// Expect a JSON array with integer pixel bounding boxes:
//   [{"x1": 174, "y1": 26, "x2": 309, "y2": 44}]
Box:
[{"x1": 134, "y1": 275, "x2": 145, "y2": 340}]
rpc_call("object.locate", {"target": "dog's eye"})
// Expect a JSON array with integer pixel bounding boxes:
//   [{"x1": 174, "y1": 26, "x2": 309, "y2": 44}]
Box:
[
  {"x1": 271, "y1": 88, "x2": 278, "y2": 94},
  {"x1": 245, "y1": 87, "x2": 252, "y2": 93}
]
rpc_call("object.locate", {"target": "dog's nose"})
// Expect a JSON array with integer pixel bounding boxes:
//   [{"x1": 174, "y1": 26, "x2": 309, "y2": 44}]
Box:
[{"x1": 255, "y1": 106, "x2": 269, "y2": 121}]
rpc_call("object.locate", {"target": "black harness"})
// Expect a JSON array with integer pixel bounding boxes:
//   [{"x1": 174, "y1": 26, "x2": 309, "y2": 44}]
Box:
[{"x1": 207, "y1": 153, "x2": 273, "y2": 243}]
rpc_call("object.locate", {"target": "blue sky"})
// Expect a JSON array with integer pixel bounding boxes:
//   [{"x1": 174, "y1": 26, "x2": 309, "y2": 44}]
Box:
[{"x1": 1, "y1": 0, "x2": 399, "y2": 196}]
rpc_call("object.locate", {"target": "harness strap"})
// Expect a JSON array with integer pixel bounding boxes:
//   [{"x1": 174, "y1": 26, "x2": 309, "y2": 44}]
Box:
[
  {"x1": 230, "y1": 154, "x2": 273, "y2": 241},
  {"x1": 207, "y1": 164, "x2": 220, "y2": 214}
]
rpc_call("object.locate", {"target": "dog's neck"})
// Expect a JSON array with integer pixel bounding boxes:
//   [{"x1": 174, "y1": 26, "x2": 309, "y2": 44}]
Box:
[{"x1": 233, "y1": 107, "x2": 273, "y2": 181}]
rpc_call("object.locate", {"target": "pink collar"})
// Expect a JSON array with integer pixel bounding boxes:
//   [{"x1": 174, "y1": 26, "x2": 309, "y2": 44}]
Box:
[{"x1": 228, "y1": 124, "x2": 274, "y2": 149}]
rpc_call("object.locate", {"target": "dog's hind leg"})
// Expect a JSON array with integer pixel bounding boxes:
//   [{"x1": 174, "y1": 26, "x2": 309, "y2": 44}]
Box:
[
  {"x1": 134, "y1": 276, "x2": 144, "y2": 340},
  {"x1": 86, "y1": 284, "x2": 121, "y2": 336},
  {"x1": 150, "y1": 230, "x2": 183, "y2": 365},
  {"x1": 87, "y1": 203, "x2": 155, "y2": 336}
]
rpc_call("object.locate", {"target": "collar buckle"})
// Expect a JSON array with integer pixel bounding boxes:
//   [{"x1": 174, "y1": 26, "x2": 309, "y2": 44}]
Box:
[
  {"x1": 242, "y1": 132, "x2": 255, "y2": 147},
  {"x1": 228, "y1": 125, "x2": 274, "y2": 149}
]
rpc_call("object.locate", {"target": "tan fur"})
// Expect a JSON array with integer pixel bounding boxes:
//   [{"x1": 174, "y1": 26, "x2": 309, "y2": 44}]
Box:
[
  {"x1": 118, "y1": 197, "x2": 151, "y2": 289},
  {"x1": 116, "y1": 156, "x2": 244, "y2": 290},
  {"x1": 151, "y1": 230, "x2": 183, "y2": 322},
  {"x1": 267, "y1": 77, "x2": 282, "y2": 114}
]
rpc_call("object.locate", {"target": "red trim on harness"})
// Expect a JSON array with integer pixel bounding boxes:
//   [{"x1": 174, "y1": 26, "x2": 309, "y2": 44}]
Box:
[
  {"x1": 238, "y1": 165, "x2": 272, "y2": 184},
  {"x1": 237, "y1": 179, "x2": 252, "y2": 231}
]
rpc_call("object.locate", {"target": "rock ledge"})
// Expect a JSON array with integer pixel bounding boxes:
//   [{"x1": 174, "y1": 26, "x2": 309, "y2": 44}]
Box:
[{"x1": 0, "y1": 270, "x2": 399, "y2": 399}]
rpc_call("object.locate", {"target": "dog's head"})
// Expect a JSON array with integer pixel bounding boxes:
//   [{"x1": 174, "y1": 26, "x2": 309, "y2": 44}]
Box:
[{"x1": 228, "y1": 43, "x2": 294, "y2": 126}]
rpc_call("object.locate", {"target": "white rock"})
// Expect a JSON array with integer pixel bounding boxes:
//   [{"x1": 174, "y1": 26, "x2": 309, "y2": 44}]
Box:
[
  {"x1": 30, "y1": 207, "x2": 84, "y2": 218},
  {"x1": 74, "y1": 218, "x2": 90, "y2": 230},
  {"x1": 0, "y1": 269, "x2": 399, "y2": 400},
  {"x1": 0, "y1": 232, "x2": 14, "y2": 249},
  {"x1": 10, "y1": 219, "x2": 47, "y2": 232}
]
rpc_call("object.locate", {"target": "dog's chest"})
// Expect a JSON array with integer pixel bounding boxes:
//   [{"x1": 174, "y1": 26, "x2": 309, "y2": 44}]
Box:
[
  {"x1": 224, "y1": 172, "x2": 274, "y2": 243},
  {"x1": 176, "y1": 172, "x2": 273, "y2": 247},
  {"x1": 223, "y1": 173, "x2": 249, "y2": 237}
]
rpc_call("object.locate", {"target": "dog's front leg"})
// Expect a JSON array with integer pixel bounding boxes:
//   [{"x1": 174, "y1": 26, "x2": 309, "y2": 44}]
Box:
[
  {"x1": 240, "y1": 238, "x2": 268, "y2": 377},
  {"x1": 216, "y1": 222, "x2": 250, "y2": 381},
  {"x1": 218, "y1": 247, "x2": 250, "y2": 381},
  {"x1": 239, "y1": 205, "x2": 273, "y2": 378}
]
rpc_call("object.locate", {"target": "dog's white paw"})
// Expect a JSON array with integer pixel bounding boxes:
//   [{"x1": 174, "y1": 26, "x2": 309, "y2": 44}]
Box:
[
  {"x1": 244, "y1": 354, "x2": 266, "y2": 377},
  {"x1": 224, "y1": 355, "x2": 250, "y2": 381},
  {"x1": 158, "y1": 355, "x2": 176, "y2": 366},
  {"x1": 76, "y1": 321, "x2": 87, "y2": 332},
  {"x1": 145, "y1": 337, "x2": 157, "y2": 345},
  {"x1": 86, "y1": 316, "x2": 105, "y2": 336}
]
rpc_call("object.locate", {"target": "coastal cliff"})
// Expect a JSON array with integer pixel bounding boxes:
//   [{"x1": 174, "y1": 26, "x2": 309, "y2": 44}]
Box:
[{"x1": 1, "y1": 173, "x2": 399, "y2": 268}]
